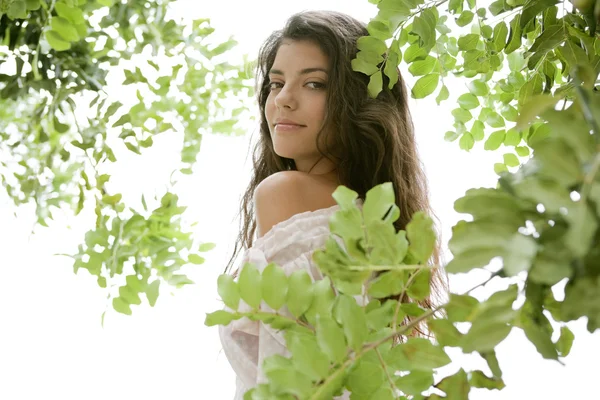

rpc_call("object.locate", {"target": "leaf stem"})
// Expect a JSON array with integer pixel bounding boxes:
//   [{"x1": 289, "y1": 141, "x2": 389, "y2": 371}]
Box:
[{"x1": 375, "y1": 347, "x2": 400, "y2": 394}]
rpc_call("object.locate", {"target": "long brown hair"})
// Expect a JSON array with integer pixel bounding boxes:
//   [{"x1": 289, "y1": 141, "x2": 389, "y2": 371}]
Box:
[{"x1": 225, "y1": 10, "x2": 447, "y2": 317}]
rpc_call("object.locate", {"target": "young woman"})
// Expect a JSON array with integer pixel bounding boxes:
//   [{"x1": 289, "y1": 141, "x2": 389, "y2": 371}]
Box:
[{"x1": 219, "y1": 10, "x2": 445, "y2": 399}]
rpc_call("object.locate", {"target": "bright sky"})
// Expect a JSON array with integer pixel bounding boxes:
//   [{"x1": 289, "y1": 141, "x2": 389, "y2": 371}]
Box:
[{"x1": 1, "y1": 1, "x2": 598, "y2": 399}]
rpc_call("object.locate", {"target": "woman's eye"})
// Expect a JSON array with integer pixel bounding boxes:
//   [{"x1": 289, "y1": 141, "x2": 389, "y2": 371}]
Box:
[
  {"x1": 268, "y1": 82, "x2": 283, "y2": 90},
  {"x1": 307, "y1": 82, "x2": 326, "y2": 89}
]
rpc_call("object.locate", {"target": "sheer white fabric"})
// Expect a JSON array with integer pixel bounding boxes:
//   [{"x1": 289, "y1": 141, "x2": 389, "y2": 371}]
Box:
[{"x1": 218, "y1": 203, "x2": 362, "y2": 399}]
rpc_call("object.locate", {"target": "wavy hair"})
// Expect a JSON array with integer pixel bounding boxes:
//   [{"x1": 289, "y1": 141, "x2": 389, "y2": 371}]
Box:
[{"x1": 225, "y1": 10, "x2": 447, "y2": 330}]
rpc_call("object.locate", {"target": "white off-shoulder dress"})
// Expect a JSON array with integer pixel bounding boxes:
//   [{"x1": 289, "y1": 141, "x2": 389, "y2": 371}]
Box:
[{"x1": 218, "y1": 203, "x2": 362, "y2": 399}]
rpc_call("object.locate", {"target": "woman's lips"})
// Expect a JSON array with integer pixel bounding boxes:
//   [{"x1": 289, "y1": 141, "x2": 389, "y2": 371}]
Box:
[{"x1": 275, "y1": 123, "x2": 305, "y2": 132}]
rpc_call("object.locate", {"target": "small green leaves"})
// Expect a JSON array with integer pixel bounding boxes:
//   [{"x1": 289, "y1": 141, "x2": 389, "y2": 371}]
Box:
[
  {"x1": 556, "y1": 326, "x2": 574, "y2": 357},
  {"x1": 286, "y1": 270, "x2": 313, "y2": 318},
  {"x1": 484, "y1": 130, "x2": 506, "y2": 150},
  {"x1": 351, "y1": 58, "x2": 379, "y2": 76},
  {"x1": 45, "y1": 30, "x2": 71, "y2": 51},
  {"x1": 286, "y1": 330, "x2": 330, "y2": 381},
  {"x1": 357, "y1": 35, "x2": 387, "y2": 55},
  {"x1": 406, "y1": 211, "x2": 436, "y2": 263},
  {"x1": 368, "y1": 71, "x2": 384, "y2": 98},
  {"x1": 458, "y1": 93, "x2": 479, "y2": 110},
  {"x1": 316, "y1": 315, "x2": 347, "y2": 364},
  {"x1": 436, "y1": 85, "x2": 449, "y2": 104},
  {"x1": 261, "y1": 263, "x2": 288, "y2": 310},
  {"x1": 238, "y1": 263, "x2": 262, "y2": 309},
  {"x1": 333, "y1": 295, "x2": 368, "y2": 352},
  {"x1": 411, "y1": 73, "x2": 440, "y2": 99},
  {"x1": 217, "y1": 274, "x2": 240, "y2": 310},
  {"x1": 387, "y1": 337, "x2": 452, "y2": 371},
  {"x1": 204, "y1": 310, "x2": 240, "y2": 326}
]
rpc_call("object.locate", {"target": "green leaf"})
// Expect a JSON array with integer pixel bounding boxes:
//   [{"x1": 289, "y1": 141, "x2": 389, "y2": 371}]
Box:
[
  {"x1": 286, "y1": 270, "x2": 313, "y2": 317},
  {"x1": 411, "y1": 8, "x2": 437, "y2": 50},
  {"x1": 45, "y1": 30, "x2": 71, "y2": 51},
  {"x1": 408, "y1": 55, "x2": 436, "y2": 76},
  {"x1": 521, "y1": 0, "x2": 559, "y2": 28},
  {"x1": 458, "y1": 34, "x2": 479, "y2": 51},
  {"x1": 404, "y1": 43, "x2": 429, "y2": 63},
  {"x1": 55, "y1": 2, "x2": 85, "y2": 24},
  {"x1": 456, "y1": 10, "x2": 474, "y2": 27},
  {"x1": 515, "y1": 145, "x2": 530, "y2": 156},
  {"x1": 520, "y1": 309, "x2": 558, "y2": 360},
  {"x1": 357, "y1": 35, "x2": 387, "y2": 55},
  {"x1": 112, "y1": 297, "x2": 132, "y2": 315},
  {"x1": 305, "y1": 277, "x2": 336, "y2": 325},
  {"x1": 427, "y1": 318, "x2": 463, "y2": 347},
  {"x1": 366, "y1": 299, "x2": 400, "y2": 331},
  {"x1": 484, "y1": 130, "x2": 506, "y2": 150},
  {"x1": 461, "y1": 320, "x2": 512, "y2": 353},
  {"x1": 436, "y1": 369, "x2": 470, "y2": 398},
  {"x1": 529, "y1": 24, "x2": 564, "y2": 56},
  {"x1": 146, "y1": 280, "x2": 160, "y2": 306},
  {"x1": 351, "y1": 58, "x2": 379, "y2": 76},
  {"x1": 204, "y1": 310, "x2": 240, "y2": 326},
  {"x1": 316, "y1": 315, "x2": 347, "y2": 364},
  {"x1": 504, "y1": 128, "x2": 521, "y2": 147},
  {"x1": 467, "y1": 80, "x2": 488, "y2": 96},
  {"x1": 411, "y1": 73, "x2": 439, "y2": 99},
  {"x1": 333, "y1": 295, "x2": 368, "y2": 352},
  {"x1": 261, "y1": 263, "x2": 287, "y2": 310},
  {"x1": 471, "y1": 120, "x2": 485, "y2": 141},
  {"x1": 459, "y1": 132, "x2": 475, "y2": 151},
  {"x1": 386, "y1": 338, "x2": 451, "y2": 371},
  {"x1": 452, "y1": 108, "x2": 473, "y2": 123},
  {"x1": 285, "y1": 331, "x2": 330, "y2": 381},
  {"x1": 217, "y1": 274, "x2": 240, "y2": 310},
  {"x1": 503, "y1": 233, "x2": 537, "y2": 275},
  {"x1": 407, "y1": 268, "x2": 431, "y2": 301},
  {"x1": 384, "y1": 50, "x2": 400, "y2": 89},
  {"x1": 481, "y1": 350, "x2": 503, "y2": 378},
  {"x1": 394, "y1": 370, "x2": 434, "y2": 396},
  {"x1": 516, "y1": 94, "x2": 559, "y2": 130},
  {"x1": 492, "y1": 21, "x2": 508, "y2": 51},
  {"x1": 119, "y1": 285, "x2": 141, "y2": 305},
  {"x1": 113, "y1": 114, "x2": 131, "y2": 127},
  {"x1": 198, "y1": 242, "x2": 216, "y2": 252},
  {"x1": 7, "y1": 0, "x2": 27, "y2": 18},
  {"x1": 368, "y1": 270, "x2": 405, "y2": 298},
  {"x1": 436, "y1": 85, "x2": 449, "y2": 105},
  {"x1": 445, "y1": 293, "x2": 479, "y2": 322},
  {"x1": 238, "y1": 263, "x2": 262, "y2": 309},
  {"x1": 51, "y1": 16, "x2": 79, "y2": 42},
  {"x1": 346, "y1": 360, "x2": 386, "y2": 395},
  {"x1": 469, "y1": 370, "x2": 505, "y2": 390},
  {"x1": 458, "y1": 93, "x2": 479, "y2": 110},
  {"x1": 445, "y1": 130, "x2": 460, "y2": 142},
  {"x1": 556, "y1": 325, "x2": 574, "y2": 357},
  {"x1": 188, "y1": 254, "x2": 205, "y2": 264},
  {"x1": 406, "y1": 211, "x2": 436, "y2": 263},
  {"x1": 505, "y1": 14, "x2": 522, "y2": 54},
  {"x1": 503, "y1": 153, "x2": 520, "y2": 167},
  {"x1": 368, "y1": 71, "x2": 383, "y2": 98},
  {"x1": 486, "y1": 111, "x2": 505, "y2": 128}
]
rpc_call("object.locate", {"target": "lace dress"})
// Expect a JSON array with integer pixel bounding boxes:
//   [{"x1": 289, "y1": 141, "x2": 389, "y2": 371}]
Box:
[{"x1": 218, "y1": 203, "x2": 362, "y2": 399}]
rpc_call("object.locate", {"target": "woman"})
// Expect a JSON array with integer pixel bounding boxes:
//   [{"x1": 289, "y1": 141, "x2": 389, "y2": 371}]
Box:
[{"x1": 219, "y1": 10, "x2": 445, "y2": 399}]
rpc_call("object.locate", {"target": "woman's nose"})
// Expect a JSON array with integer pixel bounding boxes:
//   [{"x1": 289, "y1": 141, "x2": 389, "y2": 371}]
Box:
[{"x1": 274, "y1": 86, "x2": 297, "y2": 110}]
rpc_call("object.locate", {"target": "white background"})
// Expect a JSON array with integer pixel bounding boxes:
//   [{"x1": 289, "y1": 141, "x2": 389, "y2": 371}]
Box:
[{"x1": 1, "y1": 1, "x2": 598, "y2": 399}]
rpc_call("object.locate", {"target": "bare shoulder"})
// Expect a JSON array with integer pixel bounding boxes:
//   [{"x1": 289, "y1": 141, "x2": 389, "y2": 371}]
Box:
[{"x1": 253, "y1": 171, "x2": 340, "y2": 238}]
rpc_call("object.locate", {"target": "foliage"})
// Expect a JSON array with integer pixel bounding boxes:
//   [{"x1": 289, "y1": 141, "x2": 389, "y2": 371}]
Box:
[
  {"x1": 0, "y1": 0, "x2": 253, "y2": 314},
  {"x1": 206, "y1": 0, "x2": 600, "y2": 398}
]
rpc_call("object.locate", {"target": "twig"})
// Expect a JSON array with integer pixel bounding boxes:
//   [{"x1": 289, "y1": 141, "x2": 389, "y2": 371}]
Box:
[{"x1": 375, "y1": 347, "x2": 400, "y2": 394}]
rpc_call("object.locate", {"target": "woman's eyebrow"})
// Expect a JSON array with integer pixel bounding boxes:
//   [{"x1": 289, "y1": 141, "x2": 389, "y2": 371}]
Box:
[{"x1": 268, "y1": 67, "x2": 329, "y2": 76}]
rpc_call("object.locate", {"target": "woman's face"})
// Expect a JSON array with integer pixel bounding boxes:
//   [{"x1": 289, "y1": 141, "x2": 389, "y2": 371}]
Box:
[{"x1": 265, "y1": 39, "x2": 331, "y2": 172}]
